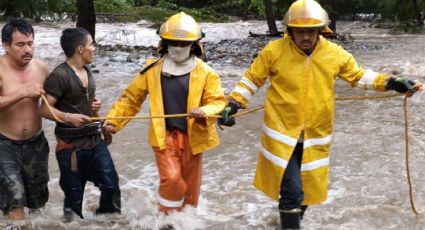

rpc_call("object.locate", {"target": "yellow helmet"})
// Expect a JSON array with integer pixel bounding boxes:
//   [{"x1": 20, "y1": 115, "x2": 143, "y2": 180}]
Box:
[
  {"x1": 283, "y1": 0, "x2": 329, "y2": 28},
  {"x1": 158, "y1": 12, "x2": 203, "y2": 42}
]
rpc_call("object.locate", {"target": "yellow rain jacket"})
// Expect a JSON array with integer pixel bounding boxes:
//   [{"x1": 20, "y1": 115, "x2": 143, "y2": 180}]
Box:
[
  {"x1": 230, "y1": 34, "x2": 389, "y2": 204},
  {"x1": 107, "y1": 57, "x2": 226, "y2": 154}
]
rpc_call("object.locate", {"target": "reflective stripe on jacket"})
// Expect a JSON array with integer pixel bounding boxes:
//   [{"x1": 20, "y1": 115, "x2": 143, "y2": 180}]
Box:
[
  {"x1": 230, "y1": 34, "x2": 389, "y2": 204},
  {"x1": 107, "y1": 57, "x2": 226, "y2": 154}
]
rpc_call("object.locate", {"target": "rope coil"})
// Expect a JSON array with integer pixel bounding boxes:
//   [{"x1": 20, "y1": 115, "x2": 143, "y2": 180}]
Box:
[{"x1": 403, "y1": 95, "x2": 420, "y2": 214}]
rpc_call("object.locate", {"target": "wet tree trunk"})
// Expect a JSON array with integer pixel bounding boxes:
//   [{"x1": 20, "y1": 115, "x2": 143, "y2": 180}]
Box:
[
  {"x1": 4, "y1": 2, "x2": 17, "y2": 17},
  {"x1": 178, "y1": 0, "x2": 187, "y2": 7},
  {"x1": 264, "y1": 0, "x2": 278, "y2": 34},
  {"x1": 76, "y1": 0, "x2": 96, "y2": 42},
  {"x1": 412, "y1": 0, "x2": 424, "y2": 26},
  {"x1": 324, "y1": 0, "x2": 337, "y2": 33}
]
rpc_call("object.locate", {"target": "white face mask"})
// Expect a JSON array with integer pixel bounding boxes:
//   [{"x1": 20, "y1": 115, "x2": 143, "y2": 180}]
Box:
[{"x1": 167, "y1": 45, "x2": 191, "y2": 63}]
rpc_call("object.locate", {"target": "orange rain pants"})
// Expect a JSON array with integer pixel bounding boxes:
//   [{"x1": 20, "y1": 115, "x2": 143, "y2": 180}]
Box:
[{"x1": 153, "y1": 130, "x2": 203, "y2": 212}]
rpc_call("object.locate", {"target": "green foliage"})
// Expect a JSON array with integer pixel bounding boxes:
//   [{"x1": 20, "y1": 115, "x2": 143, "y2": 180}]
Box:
[
  {"x1": 250, "y1": 0, "x2": 290, "y2": 19},
  {"x1": 0, "y1": 0, "x2": 75, "y2": 20},
  {"x1": 115, "y1": 5, "x2": 173, "y2": 22},
  {"x1": 133, "y1": 0, "x2": 158, "y2": 6},
  {"x1": 185, "y1": 7, "x2": 228, "y2": 22},
  {"x1": 156, "y1": 0, "x2": 208, "y2": 8},
  {"x1": 201, "y1": 0, "x2": 260, "y2": 20},
  {"x1": 94, "y1": 0, "x2": 131, "y2": 12},
  {"x1": 250, "y1": 0, "x2": 266, "y2": 16},
  {"x1": 390, "y1": 20, "x2": 424, "y2": 34},
  {"x1": 115, "y1": 5, "x2": 227, "y2": 23},
  {"x1": 1, "y1": 0, "x2": 425, "y2": 27},
  {"x1": 157, "y1": 0, "x2": 179, "y2": 10},
  {"x1": 326, "y1": 0, "x2": 425, "y2": 23}
]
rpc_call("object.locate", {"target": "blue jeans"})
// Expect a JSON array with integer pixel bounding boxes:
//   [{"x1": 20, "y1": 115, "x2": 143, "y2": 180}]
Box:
[
  {"x1": 56, "y1": 140, "x2": 120, "y2": 218},
  {"x1": 279, "y1": 142, "x2": 304, "y2": 210}
]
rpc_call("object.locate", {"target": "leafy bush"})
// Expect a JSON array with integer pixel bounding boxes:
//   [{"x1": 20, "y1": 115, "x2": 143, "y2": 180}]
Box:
[
  {"x1": 390, "y1": 20, "x2": 424, "y2": 34},
  {"x1": 1, "y1": 0, "x2": 425, "y2": 28},
  {"x1": 249, "y1": 0, "x2": 289, "y2": 18},
  {"x1": 94, "y1": 0, "x2": 131, "y2": 12},
  {"x1": 157, "y1": 0, "x2": 179, "y2": 10},
  {"x1": 133, "y1": 0, "x2": 158, "y2": 6},
  {"x1": 0, "y1": 0, "x2": 75, "y2": 20},
  {"x1": 115, "y1": 5, "x2": 173, "y2": 22},
  {"x1": 114, "y1": 5, "x2": 227, "y2": 23}
]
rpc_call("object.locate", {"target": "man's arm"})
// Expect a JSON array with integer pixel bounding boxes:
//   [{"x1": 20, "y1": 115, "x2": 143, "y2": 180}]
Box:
[
  {"x1": 228, "y1": 48, "x2": 271, "y2": 108},
  {"x1": 39, "y1": 94, "x2": 64, "y2": 121},
  {"x1": 337, "y1": 52, "x2": 389, "y2": 92},
  {"x1": 218, "y1": 46, "x2": 271, "y2": 128},
  {"x1": 39, "y1": 94, "x2": 90, "y2": 127},
  {"x1": 0, "y1": 83, "x2": 44, "y2": 111},
  {"x1": 196, "y1": 70, "x2": 226, "y2": 116},
  {"x1": 338, "y1": 52, "x2": 421, "y2": 94},
  {"x1": 104, "y1": 73, "x2": 148, "y2": 132},
  {"x1": 92, "y1": 96, "x2": 102, "y2": 116}
]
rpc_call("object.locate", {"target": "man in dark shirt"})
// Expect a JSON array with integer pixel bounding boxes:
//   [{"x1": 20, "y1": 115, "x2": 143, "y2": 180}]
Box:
[{"x1": 40, "y1": 27, "x2": 120, "y2": 222}]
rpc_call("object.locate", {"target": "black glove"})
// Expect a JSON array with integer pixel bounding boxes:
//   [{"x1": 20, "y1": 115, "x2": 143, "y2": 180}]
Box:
[
  {"x1": 385, "y1": 77, "x2": 417, "y2": 93},
  {"x1": 218, "y1": 99, "x2": 241, "y2": 129}
]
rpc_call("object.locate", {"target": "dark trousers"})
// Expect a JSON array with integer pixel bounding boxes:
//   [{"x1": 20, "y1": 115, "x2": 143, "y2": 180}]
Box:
[
  {"x1": 56, "y1": 140, "x2": 121, "y2": 218},
  {"x1": 279, "y1": 143, "x2": 304, "y2": 210}
]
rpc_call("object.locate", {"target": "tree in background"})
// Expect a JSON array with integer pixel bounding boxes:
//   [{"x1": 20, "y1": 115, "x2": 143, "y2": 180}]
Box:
[
  {"x1": 0, "y1": 0, "x2": 18, "y2": 17},
  {"x1": 412, "y1": 0, "x2": 424, "y2": 26},
  {"x1": 321, "y1": 0, "x2": 336, "y2": 33},
  {"x1": 264, "y1": 0, "x2": 278, "y2": 34},
  {"x1": 0, "y1": 0, "x2": 74, "y2": 20},
  {"x1": 0, "y1": 0, "x2": 424, "y2": 32},
  {"x1": 77, "y1": 0, "x2": 96, "y2": 42}
]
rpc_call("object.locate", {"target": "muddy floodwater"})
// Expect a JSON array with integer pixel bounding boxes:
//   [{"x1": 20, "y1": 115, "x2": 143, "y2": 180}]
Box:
[{"x1": 2, "y1": 20, "x2": 425, "y2": 229}]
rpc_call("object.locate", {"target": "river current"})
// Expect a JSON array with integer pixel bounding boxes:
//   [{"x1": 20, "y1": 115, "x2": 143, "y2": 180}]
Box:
[{"x1": 1, "y1": 20, "x2": 425, "y2": 229}]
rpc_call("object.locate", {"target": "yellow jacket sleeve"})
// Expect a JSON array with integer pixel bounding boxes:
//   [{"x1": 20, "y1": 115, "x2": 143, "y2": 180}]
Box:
[
  {"x1": 338, "y1": 49, "x2": 388, "y2": 91},
  {"x1": 198, "y1": 69, "x2": 226, "y2": 116},
  {"x1": 107, "y1": 72, "x2": 148, "y2": 132},
  {"x1": 229, "y1": 45, "x2": 272, "y2": 108}
]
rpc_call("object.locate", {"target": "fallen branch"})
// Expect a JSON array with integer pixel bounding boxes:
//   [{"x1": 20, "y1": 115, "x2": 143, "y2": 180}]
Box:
[{"x1": 249, "y1": 31, "x2": 284, "y2": 37}]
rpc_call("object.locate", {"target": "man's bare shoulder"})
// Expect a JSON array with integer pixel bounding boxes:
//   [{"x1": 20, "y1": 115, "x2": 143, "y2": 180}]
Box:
[
  {"x1": 0, "y1": 55, "x2": 8, "y2": 80},
  {"x1": 0, "y1": 55, "x2": 8, "y2": 66},
  {"x1": 33, "y1": 59, "x2": 50, "y2": 76},
  {"x1": 0, "y1": 56, "x2": 49, "y2": 74}
]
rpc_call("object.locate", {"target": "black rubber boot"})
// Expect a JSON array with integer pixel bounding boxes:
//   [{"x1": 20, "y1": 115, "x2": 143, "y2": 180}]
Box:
[
  {"x1": 96, "y1": 188, "x2": 121, "y2": 215},
  {"x1": 66, "y1": 199, "x2": 84, "y2": 220},
  {"x1": 62, "y1": 207, "x2": 76, "y2": 223},
  {"x1": 300, "y1": 205, "x2": 308, "y2": 220},
  {"x1": 280, "y1": 209, "x2": 301, "y2": 230}
]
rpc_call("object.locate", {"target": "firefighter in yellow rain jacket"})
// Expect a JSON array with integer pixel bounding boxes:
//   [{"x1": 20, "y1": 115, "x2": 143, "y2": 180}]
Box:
[
  {"x1": 218, "y1": 0, "x2": 421, "y2": 229},
  {"x1": 103, "y1": 12, "x2": 226, "y2": 213}
]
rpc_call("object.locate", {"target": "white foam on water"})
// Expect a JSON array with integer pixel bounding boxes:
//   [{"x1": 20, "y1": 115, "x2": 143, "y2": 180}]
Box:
[{"x1": 2, "y1": 20, "x2": 425, "y2": 229}]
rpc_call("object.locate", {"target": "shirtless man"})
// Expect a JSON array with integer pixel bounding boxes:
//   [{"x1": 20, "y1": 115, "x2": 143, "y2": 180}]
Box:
[{"x1": 0, "y1": 18, "x2": 50, "y2": 227}]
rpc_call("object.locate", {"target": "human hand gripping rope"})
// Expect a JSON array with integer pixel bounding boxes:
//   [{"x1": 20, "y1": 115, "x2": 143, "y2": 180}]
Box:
[{"x1": 41, "y1": 87, "x2": 423, "y2": 214}]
